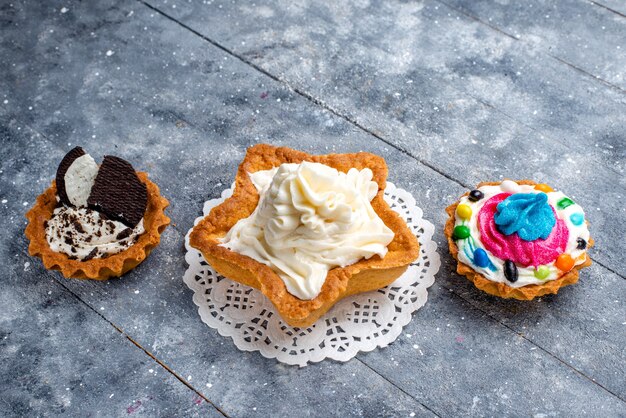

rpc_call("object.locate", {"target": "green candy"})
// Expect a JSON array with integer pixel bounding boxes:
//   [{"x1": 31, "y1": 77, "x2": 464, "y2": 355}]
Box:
[
  {"x1": 557, "y1": 197, "x2": 575, "y2": 210},
  {"x1": 453, "y1": 225, "x2": 470, "y2": 240},
  {"x1": 534, "y1": 266, "x2": 550, "y2": 280}
]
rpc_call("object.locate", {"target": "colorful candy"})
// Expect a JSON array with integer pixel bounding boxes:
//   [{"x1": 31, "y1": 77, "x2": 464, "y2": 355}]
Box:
[
  {"x1": 555, "y1": 254, "x2": 575, "y2": 271},
  {"x1": 534, "y1": 266, "x2": 550, "y2": 280},
  {"x1": 534, "y1": 183, "x2": 553, "y2": 193},
  {"x1": 453, "y1": 225, "x2": 470, "y2": 240},
  {"x1": 456, "y1": 204, "x2": 472, "y2": 220},
  {"x1": 479, "y1": 193, "x2": 569, "y2": 266},
  {"x1": 473, "y1": 248, "x2": 489, "y2": 268},
  {"x1": 570, "y1": 213, "x2": 584, "y2": 226},
  {"x1": 504, "y1": 260, "x2": 518, "y2": 283},
  {"x1": 500, "y1": 180, "x2": 518, "y2": 192},
  {"x1": 493, "y1": 193, "x2": 555, "y2": 241},
  {"x1": 557, "y1": 197, "x2": 575, "y2": 210},
  {"x1": 468, "y1": 189, "x2": 484, "y2": 202},
  {"x1": 454, "y1": 182, "x2": 589, "y2": 288}
]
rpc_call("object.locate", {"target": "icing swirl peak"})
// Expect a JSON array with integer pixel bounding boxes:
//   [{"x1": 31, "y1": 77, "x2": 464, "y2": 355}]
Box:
[
  {"x1": 221, "y1": 162, "x2": 394, "y2": 300},
  {"x1": 494, "y1": 192, "x2": 555, "y2": 241}
]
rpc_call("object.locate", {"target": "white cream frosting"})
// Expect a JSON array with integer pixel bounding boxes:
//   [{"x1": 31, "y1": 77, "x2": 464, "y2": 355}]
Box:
[
  {"x1": 454, "y1": 180, "x2": 590, "y2": 287},
  {"x1": 64, "y1": 154, "x2": 99, "y2": 207},
  {"x1": 46, "y1": 206, "x2": 145, "y2": 260},
  {"x1": 220, "y1": 161, "x2": 395, "y2": 300}
]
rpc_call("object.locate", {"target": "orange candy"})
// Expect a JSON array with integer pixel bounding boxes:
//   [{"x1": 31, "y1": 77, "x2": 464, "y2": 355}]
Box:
[
  {"x1": 534, "y1": 183, "x2": 554, "y2": 193},
  {"x1": 555, "y1": 254, "x2": 575, "y2": 271}
]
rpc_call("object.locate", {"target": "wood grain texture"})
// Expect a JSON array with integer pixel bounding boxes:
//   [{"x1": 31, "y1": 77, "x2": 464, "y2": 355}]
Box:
[
  {"x1": 141, "y1": 0, "x2": 626, "y2": 275},
  {"x1": 1, "y1": 0, "x2": 624, "y2": 416}
]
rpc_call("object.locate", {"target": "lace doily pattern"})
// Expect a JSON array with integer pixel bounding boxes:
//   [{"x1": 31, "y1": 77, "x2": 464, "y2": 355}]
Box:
[{"x1": 184, "y1": 183, "x2": 439, "y2": 366}]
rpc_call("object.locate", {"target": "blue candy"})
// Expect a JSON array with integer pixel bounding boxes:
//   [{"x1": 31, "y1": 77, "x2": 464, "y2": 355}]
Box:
[
  {"x1": 570, "y1": 213, "x2": 584, "y2": 226},
  {"x1": 473, "y1": 248, "x2": 490, "y2": 268}
]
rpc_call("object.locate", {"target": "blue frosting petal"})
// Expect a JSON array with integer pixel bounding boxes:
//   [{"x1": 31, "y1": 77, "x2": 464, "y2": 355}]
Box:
[{"x1": 494, "y1": 193, "x2": 556, "y2": 241}]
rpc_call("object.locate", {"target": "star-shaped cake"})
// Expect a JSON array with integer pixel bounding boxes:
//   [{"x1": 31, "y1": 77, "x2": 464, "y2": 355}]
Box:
[{"x1": 190, "y1": 144, "x2": 420, "y2": 327}]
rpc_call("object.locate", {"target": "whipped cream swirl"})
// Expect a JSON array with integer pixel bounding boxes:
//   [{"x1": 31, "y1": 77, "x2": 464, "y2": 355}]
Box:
[{"x1": 221, "y1": 161, "x2": 394, "y2": 300}]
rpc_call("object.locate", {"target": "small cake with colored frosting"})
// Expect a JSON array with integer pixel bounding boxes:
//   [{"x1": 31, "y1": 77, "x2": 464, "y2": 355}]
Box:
[
  {"x1": 445, "y1": 180, "x2": 592, "y2": 300},
  {"x1": 190, "y1": 144, "x2": 420, "y2": 327},
  {"x1": 25, "y1": 147, "x2": 170, "y2": 279}
]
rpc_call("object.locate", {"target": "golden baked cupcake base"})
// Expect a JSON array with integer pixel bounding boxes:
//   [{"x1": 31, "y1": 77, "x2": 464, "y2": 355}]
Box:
[
  {"x1": 445, "y1": 180, "x2": 593, "y2": 300},
  {"x1": 189, "y1": 144, "x2": 420, "y2": 328},
  {"x1": 25, "y1": 172, "x2": 170, "y2": 280}
]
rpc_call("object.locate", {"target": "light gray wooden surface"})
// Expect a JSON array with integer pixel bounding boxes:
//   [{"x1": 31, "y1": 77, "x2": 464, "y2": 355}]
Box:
[{"x1": 1, "y1": 0, "x2": 624, "y2": 416}]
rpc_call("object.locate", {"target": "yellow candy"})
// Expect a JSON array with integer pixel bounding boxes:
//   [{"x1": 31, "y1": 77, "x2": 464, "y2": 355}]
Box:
[
  {"x1": 456, "y1": 204, "x2": 472, "y2": 220},
  {"x1": 534, "y1": 183, "x2": 553, "y2": 193}
]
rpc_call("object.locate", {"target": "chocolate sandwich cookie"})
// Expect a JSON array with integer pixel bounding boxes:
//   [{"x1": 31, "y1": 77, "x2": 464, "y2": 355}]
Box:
[
  {"x1": 55, "y1": 146, "x2": 99, "y2": 207},
  {"x1": 88, "y1": 156, "x2": 148, "y2": 228}
]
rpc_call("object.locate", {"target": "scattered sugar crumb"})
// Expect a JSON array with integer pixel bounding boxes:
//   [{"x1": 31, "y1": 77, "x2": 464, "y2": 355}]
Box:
[
  {"x1": 60, "y1": 7, "x2": 68, "y2": 13},
  {"x1": 105, "y1": 50, "x2": 115, "y2": 57},
  {"x1": 206, "y1": 383, "x2": 213, "y2": 388},
  {"x1": 134, "y1": 290, "x2": 139, "y2": 294}
]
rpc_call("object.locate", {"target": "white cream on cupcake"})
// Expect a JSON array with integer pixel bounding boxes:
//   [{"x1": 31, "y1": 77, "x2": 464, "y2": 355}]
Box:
[{"x1": 46, "y1": 207, "x2": 144, "y2": 260}]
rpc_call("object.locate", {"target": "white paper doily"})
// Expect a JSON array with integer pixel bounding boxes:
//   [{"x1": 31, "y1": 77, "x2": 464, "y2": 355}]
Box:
[{"x1": 184, "y1": 182, "x2": 439, "y2": 366}]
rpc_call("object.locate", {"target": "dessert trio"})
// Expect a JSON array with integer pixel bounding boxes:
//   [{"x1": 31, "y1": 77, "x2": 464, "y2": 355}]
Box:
[{"x1": 26, "y1": 144, "x2": 592, "y2": 326}]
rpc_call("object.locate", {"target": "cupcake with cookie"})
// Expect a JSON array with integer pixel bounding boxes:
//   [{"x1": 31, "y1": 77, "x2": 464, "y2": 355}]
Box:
[
  {"x1": 445, "y1": 180, "x2": 592, "y2": 300},
  {"x1": 26, "y1": 147, "x2": 170, "y2": 279}
]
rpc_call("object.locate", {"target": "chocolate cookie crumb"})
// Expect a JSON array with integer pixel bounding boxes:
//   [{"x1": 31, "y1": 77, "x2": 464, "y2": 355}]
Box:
[
  {"x1": 83, "y1": 247, "x2": 99, "y2": 261},
  {"x1": 72, "y1": 220, "x2": 85, "y2": 234},
  {"x1": 116, "y1": 227, "x2": 133, "y2": 240}
]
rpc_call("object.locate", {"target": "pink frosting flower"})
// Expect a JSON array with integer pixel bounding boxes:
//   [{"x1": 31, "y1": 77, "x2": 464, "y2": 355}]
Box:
[{"x1": 477, "y1": 193, "x2": 568, "y2": 267}]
